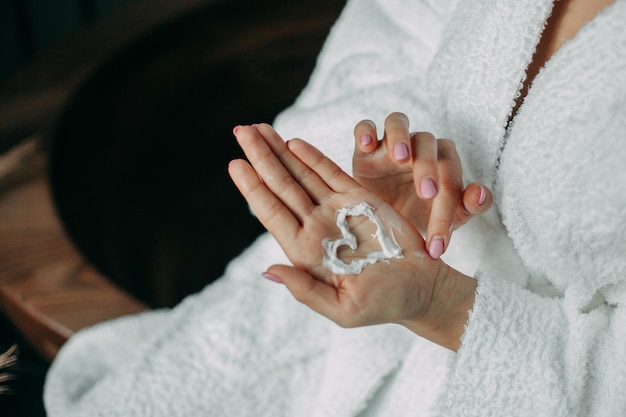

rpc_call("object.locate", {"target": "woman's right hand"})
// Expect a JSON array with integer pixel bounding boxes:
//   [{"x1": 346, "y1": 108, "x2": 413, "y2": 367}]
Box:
[{"x1": 352, "y1": 112, "x2": 493, "y2": 259}]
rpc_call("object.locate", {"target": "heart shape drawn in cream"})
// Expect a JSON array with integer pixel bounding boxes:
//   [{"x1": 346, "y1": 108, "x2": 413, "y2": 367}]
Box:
[{"x1": 322, "y1": 202, "x2": 403, "y2": 275}]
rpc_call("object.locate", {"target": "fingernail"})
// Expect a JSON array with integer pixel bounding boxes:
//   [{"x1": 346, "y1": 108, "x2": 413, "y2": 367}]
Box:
[
  {"x1": 393, "y1": 142, "x2": 409, "y2": 160},
  {"x1": 478, "y1": 185, "x2": 487, "y2": 206},
  {"x1": 262, "y1": 272, "x2": 283, "y2": 284},
  {"x1": 233, "y1": 125, "x2": 241, "y2": 135},
  {"x1": 428, "y1": 237, "x2": 445, "y2": 260},
  {"x1": 420, "y1": 177, "x2": 437, "y2": 199},
  {"x1": 360, "y1": 134, "x2": 373, "y2": 146}
]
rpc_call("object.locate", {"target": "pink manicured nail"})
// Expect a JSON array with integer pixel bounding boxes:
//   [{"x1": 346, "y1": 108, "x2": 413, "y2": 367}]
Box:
[
  {"x1": 360, "y1": 134, "x2": 373, "y2": 146},
  {"x1": 262, "y1": 272, "x2": 283, "y2": 284},
  {"x1": 233, "y1": 126, "x2": 241, "y2": 135},
  {"x1": 478, "y1": 185, "x2": 487, "y2": 206},
  {"x1": 393, "y1": 142, "x2": 409, "y2": 160},
  {"x1": 428, "y1": 238, "x2": 445, "y2": 260},
  {"x1": 420, "y1": 177, "x2": 438, "y2": 199}
]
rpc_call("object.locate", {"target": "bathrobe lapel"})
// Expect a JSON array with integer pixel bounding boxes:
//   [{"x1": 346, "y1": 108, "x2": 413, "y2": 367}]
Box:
[
  {"x1": 496, "y1": 0, "x2": 626, "y2": 293},
  {"x1": 427, "y1": 0, "x2": 554, "y2": 188}
]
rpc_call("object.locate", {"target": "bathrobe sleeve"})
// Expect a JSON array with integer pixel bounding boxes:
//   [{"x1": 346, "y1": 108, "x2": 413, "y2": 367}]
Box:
[
  {"x1": 439, "y1": 165, "x2": 626, "y2": 415},
  {"x1": 441, "y1": 272, "x2": 626, "y2": 417}
]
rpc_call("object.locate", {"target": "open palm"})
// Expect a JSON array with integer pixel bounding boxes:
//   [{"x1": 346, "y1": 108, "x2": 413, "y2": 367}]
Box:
[{"x1": 228, "y1": 124, "x2": 441, "y2": 327}]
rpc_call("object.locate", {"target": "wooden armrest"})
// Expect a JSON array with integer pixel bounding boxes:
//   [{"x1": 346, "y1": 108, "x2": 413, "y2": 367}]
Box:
[{"x1": 0, "y1": 140, "x2": 147, "y2": 361}]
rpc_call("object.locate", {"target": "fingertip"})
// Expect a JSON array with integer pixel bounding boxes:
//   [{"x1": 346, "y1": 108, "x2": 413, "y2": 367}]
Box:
[
  {"x1": 478, "y1": 185, "x2": 487, "y2": 206},
  {"x1": 419, "y1": 176, "x2": 438, "y2": 199},
  {"x1": 227, "y1": 159, "x2": 256, "y2": 196},
  {"x1": 358, "y1": 119, "x2": 377, "y2": 130},
  {"x1": 359, "y1": 133, "x2": 374, "y2": 148},
  {"x1": 392, "y1": 142, "x2": 410, "y2": 161},
  {"x1": 427, "y1": 236, "x2": 445, "y2": 260},
  {"x1": 227, "y1": 158, "x2": 239, "y2": 170},
  {"x1": 464, "y1": 182, "x2": 493, "y2": 213},
  {"x1": 252, "y1": 122, "x2": 273, "y2": 136},
  {"x1": 384, "y1": 112, "x2": 409, "y2": 126},
  {"x1": 354, "y1": 119, "x2": 378, "y2": 152},
  {"x1": 261, "y1": 271, "x2": 283, "y2": 284},
  {"x1": 227, "y1": 158, "x2": 246, "y2": 175}
]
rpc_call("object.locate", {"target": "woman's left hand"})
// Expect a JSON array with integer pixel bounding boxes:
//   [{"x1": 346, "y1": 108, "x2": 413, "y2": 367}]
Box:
[
  {"x1": 352, "y1": 113, "x2": 493, "y2": 259},
  {"x1": 228, "y1": 124, "x2": 476, "y2": 350}
]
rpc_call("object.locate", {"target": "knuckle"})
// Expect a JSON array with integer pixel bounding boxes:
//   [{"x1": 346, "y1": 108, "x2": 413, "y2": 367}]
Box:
[
  {"x1": 455, "y1": 207, "x2": 474, "y2": 225},
  {"x1": 262, "y1": 199, "x2": 286, "y2": 226},
  {"x1": 430, "y1": 216, "x2": 453, "y2": 232},
  {"x1": 413, "y1": 131, "x2": 436, "y2": 141},
  {"x1": 385, "y1": 113, "x2": 410, "y2": 135},
  {"x1": 326, "y1": 165, "x2": 344, "y2": 185},
  {"x1": 386, "y1": 112, "x2": 408, "y2": 122},
  {"x1": 436, "y1": 139, "x2": 460, "y2": 159},
  {"x1": 439, "y1": 176, "x2": 463, "y2": 193},
  {"x1": 274, "y1": 174, "x2": 297, "y2": 194},
  {"x1": 355, "y1": 119, "x2": 376, "y2": 132}
]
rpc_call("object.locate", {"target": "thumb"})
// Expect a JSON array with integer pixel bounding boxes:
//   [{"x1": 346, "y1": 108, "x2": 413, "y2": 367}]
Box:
[
  {"x1": 263, "y1": 265, "x2": 340, "y2": 320},
  {"x1": 455, "y1": 182, "x2": 493, "y2": 227}
]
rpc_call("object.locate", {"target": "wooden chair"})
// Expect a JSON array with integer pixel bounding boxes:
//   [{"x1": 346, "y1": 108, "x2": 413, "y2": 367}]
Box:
[
  {"x1": 0, "y1": 138, "x2": 148, "y2": 360},
  {"x1": 0, "y1": 0, "x2": 344, "y2": 361}
]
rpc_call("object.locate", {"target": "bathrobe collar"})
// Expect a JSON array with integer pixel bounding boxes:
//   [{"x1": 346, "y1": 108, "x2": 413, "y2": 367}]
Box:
[{"x1": 427, "y1": 0, "x2": 555, "y2": 188}]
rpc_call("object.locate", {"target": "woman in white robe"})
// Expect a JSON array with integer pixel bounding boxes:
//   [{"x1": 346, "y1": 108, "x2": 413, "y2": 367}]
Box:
[{"x1": 45, "y1": 0, "x2": 626, "y2": 416}]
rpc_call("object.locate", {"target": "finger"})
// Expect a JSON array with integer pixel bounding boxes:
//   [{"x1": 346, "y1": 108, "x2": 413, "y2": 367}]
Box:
[
  {"x1": 454, "y1": 182, "x2": 493, "y2": 227},
  {"x1": 424, "y1": 139, "x2": 463, "y2": 259},
  {"x1": 234, "y1": 125, "x2": 315, "y2": 219},
  {"x1": 354, "y1": 119, "x2": 378, "y2": 154},
  {"x1": 287, "y1": 138, "x2": 361, "y2": 194},
  {"x1": 254, "y1": 124, "x2": 339, "y2": 204},
  {"x1": 409, "y1": 132, "x2": 439, "y2": 199},
  {"x1": 263, "y1": 265, "x2": 345, "y2": 323},
  {"x1": 383, "y1": 112, "x2": 411, "y2": 162},
  {"x1": 352, "y1": 120, "x2": 391, "y2": 182},
  {"x1": 228, "y1": 159, "x2": 300, "y2": 241}
]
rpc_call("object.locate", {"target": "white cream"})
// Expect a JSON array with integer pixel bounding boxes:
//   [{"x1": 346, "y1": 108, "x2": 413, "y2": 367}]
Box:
[{"x1": 322, "y1": 202, "x2": 403, "y2": 275}]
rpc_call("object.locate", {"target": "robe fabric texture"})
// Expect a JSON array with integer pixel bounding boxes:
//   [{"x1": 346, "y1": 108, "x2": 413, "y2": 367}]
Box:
[{"x1": 44, "y1": 0, "x2": 626, "y2": 416}]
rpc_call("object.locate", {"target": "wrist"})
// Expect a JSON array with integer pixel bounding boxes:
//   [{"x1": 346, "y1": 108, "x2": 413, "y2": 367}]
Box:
[{"x1": 401, "y1": 262, "x2": 477, "y2": 351}]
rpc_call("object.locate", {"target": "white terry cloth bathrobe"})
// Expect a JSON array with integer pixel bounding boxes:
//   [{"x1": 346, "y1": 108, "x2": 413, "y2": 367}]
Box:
[{"x1": 44, "y1": 0, "x2": 626, "y2": 416}]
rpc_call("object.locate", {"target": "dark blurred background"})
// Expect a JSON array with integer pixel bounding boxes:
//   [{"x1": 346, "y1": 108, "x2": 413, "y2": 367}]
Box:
[
  {"x1": 0, "y1": 0, "x2": 345, "y2": 415},
  {"x1": 1, "y1": 0, "x2": 140, "y2": 90}
]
